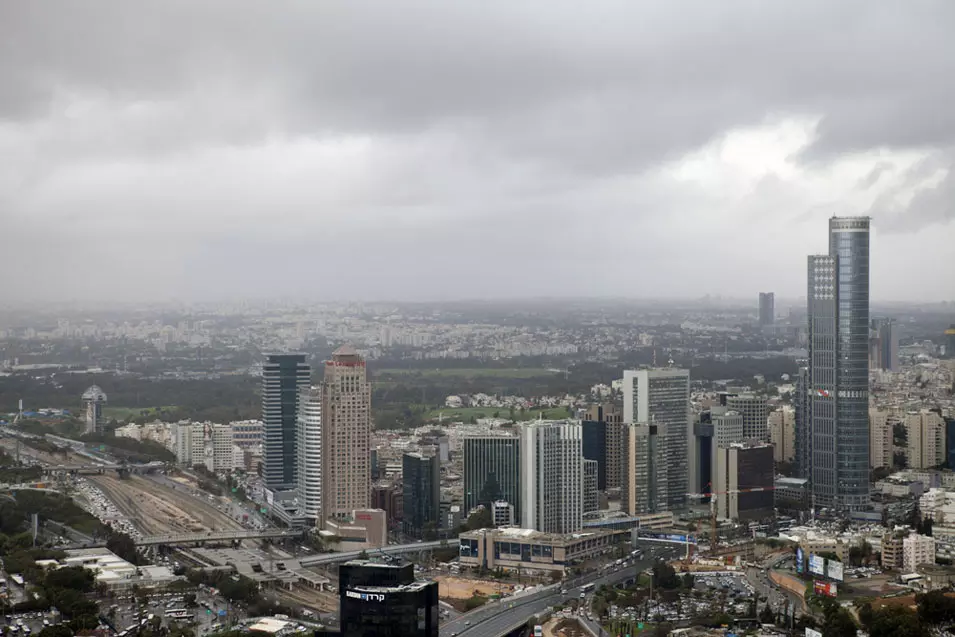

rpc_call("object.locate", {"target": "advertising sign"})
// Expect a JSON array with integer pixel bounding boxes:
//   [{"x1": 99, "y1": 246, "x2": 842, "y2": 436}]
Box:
[
  {"x1": 827, "y1": 560, "x2": 844, "y2": 582},
  {"x1": 809, "y1": 554, "x2": 826, "y2": 576},
  {"x1": 813, "y1": 581, "x2": 837, "y2": 598},
  {"x1": 346, "y1": 590, "x2": 385, "y2": 602},
  {"x1": 796, "y1": 547, "x2": 805, "y2": 574}
]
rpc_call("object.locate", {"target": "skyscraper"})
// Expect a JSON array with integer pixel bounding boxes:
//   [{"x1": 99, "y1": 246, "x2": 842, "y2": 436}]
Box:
[
  {"x1": 794, "y1": 366, "x2": 810, "y2": 479},
  {"x1": 338, "y1": 560, "x2": 439, "y2": 637},
  {"x1": 82, "y1": 385, "x2": 107, "y2": 435},
  {"x1": 322, "y1": 345, "x2": 372, "y2": 523},
  {"x1": 622, "y1": 368, "x2": 691, "y2": 509},
  {"x1": 758, "y1": 292, "x2": 775, "y2": 327},
  {"x1": 583, "y1": 459, "x2": 599, "y2": 514},
  {"x1": 402, "y1": 452, "x2": 441, "y2": 539},
  {"x1": 520, "y1": 421, "x2": 582, "y2": 534},
  {"x1": 621, "y1": 423, "x2": 666, "y2": 515},
  {"x1": 869, "y1": 318, "x2": 900, "y2": 372},
  {"x1": 807, "y1": 216, "x2": 871, "y2": 511},
  {"x1": 582, "y1": 403, "x2": 624, "y2": 491},
  {"x1": 262, "y1": 354, "x2": 310, "y2": 493},
  {"x1": 725, "y1": 393, "x2": 769, "y2": 441},
  {"x1": 768, "y1": 406, "x2": 795, "y2": 464},
  {"x1": 463, "y1": 435, "x2": 521, "y2": 520},
  {"x1": 714, "y1": 443, "x2": 774, "y2": 521},
  {"x1": 297, "y1": 387, "x2": 322, "y2": 522}
]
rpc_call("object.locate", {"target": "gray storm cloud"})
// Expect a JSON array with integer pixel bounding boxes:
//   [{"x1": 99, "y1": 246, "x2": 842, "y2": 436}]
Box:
[{"x1": 1, "y1": 1, "x2": 954, "y2": 302}]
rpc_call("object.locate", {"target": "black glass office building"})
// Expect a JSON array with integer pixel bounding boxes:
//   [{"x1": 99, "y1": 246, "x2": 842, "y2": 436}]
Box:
[
  {"x1": 807, "y1": 216, "x2": 870, "y2": 511},
  {"x1": 402, "y1": 452, "x2": 440, "y2": 538},
  {"x1": 463, "y1": 435, "x2": 520, "y2": 520},
  {"x1": 262, "y1": 353, "x2": 310, "y2": 492},
  {"x1": 339, "y1": 560, "x2": 439, "y2": 637}
]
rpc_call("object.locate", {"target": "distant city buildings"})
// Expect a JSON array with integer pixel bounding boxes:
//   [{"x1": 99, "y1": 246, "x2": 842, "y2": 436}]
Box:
[
  {"x1": 758, "y1": 292, "x2": 775, "y2": 327},
  {"x1": 261, "y1": 354, "x2": 310, "y2": 493},
  {"x1": 520, "y1": 420, "x2": 582, "y2": 534},
  {"x1": 82, "y1": 385, "x2": 107, "y2": 435},
  {"x1": 806, "y1": 216, "x2": 871, "y2": 512},
  {"x1": 321, "y1": 345, "x2": 372, "y2": 524},
  {"x1": 622, "y1": 368, "x2": 691, "y2": 509}
]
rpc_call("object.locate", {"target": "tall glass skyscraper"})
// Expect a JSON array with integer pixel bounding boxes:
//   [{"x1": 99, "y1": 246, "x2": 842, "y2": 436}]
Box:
[
  {"x1": 807, "y1": 216, "x2": 871, "y2": 511},
  {"x1": 463, "y1": 435, "x2": 521, "y2": 521},
  {"x1": 262, "y1": 354, "x2": 311, "y2": 492}
]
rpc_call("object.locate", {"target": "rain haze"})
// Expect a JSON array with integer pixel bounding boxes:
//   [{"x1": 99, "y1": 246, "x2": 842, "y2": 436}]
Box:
[{"x1": 2, "y1": 1, "x2": 954, "y2": 304}]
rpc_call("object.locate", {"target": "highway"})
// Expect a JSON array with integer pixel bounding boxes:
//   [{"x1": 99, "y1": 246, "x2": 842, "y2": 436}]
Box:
[{"x1": 440, "y1": 543, "x2": 682, "y2": 637}]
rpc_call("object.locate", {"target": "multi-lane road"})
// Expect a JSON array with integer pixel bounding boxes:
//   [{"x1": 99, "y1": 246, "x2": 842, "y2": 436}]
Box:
[{"x1": 440, "y1": 543, "x2": 682, "y2": 637}]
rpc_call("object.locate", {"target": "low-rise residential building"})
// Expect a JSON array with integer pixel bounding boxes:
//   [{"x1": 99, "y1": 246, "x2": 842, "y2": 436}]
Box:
[
  {"x1": 882, "y1": 533, "x2": 905, "y2": 570},
  {"x1": 904, "y1": 534, "x2": 936, "y2": 572}
]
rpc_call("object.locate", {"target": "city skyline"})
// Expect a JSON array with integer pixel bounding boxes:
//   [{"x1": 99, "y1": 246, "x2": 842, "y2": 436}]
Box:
[{"x1": 2, "y1": 3, "x2": 955, "y2": 303}]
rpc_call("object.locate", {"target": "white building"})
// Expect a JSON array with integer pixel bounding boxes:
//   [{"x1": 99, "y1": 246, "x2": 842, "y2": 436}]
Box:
[
  {"x1": 297, "y1": 387, "x2": 323, "y2": 522},
  {"x1": 114, "y1": 424, "x2": 142, "y2": 441},
  {"x1": 172, "y1": 422, "x2": 206, "y2": 467},
  {"x1": 210, "y1": 424, "x2": 235, "y2": 472},
  {"x1": 903, "y1": 533, "x2": 936, "y2": 571},
  {"x1": 491, "y1": 501, "x2": 514, "y2": 527},
  {"x1": 520, "y1": 420, "x2": 582, "y2": 534},
  {"x1": 622, "y1": 368, "x2": 691, "y2": 509}
]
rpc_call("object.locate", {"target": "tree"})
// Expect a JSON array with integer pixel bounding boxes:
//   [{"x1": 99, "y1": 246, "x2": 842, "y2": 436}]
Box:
[
  {"x1": 917, "y1": 590, "x2": 955, "y2": 626},
  {"x1": 822, "y1": 604, "x2": 858, "y2": 637},
  {"x1": 870, "y1": 606, "x2": 929, "y2": 637},
  {"x1": 466, "y1": 507, "x2": 493, "y2": 531},
  {"x1": 760, "y1": 604, "x2": 776, "y2": 625}
]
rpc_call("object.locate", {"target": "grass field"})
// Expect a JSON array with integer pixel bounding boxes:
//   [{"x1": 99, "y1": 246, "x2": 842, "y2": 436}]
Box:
[
  {"x1": 375, "y1": 368, "x2": 559, "y2": 379},
  {"x1": 423, "y1": 405, "x2": 572, "y2": 422},
  {"x1": 103, "y1": 405, "x2": 177, "y2": 421}
]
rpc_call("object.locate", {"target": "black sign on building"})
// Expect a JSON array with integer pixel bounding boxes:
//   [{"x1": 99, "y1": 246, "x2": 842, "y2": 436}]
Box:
[{"x1": 339, "y1": 560, "x2": 439, "y2": 637}]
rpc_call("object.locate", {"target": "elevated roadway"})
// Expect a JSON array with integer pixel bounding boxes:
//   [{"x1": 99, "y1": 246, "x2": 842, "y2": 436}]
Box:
[{"x1": 299, "y1": 540, "x2": 450, "y2": 566}]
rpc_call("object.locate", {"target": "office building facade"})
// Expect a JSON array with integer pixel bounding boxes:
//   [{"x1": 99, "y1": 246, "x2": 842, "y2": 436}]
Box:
[
  {"x1": 714, "y1": 443, "x2": 774, "y2": 521},
  {"x1": 807, "y1": 216, "x2": 871, "y2": 511},
  {"x1": 297, "y1": 387, "x2": 322, "y2": 522},
  {"x1": 321, "y1": 346, "x2": 371, "y2": 522},
  {"x1": 725, "y1": 394, "x2": 769, "y2": 441},
  {"x1": 622, "y1": 368, "x2": 691, "y2": 509},
  {"x1": 520, "y1": 421, "x2": 582, "y2": 534},
  {"x1": 870, "y1": 318, "x2": 900, "y2": 372},
  {"x1": 621, "y1": 423, "x2": 666, "y2": 515},
  {"x1": 794, "y1": 367, "x2": 810, "y2": 479},
  {"x1": 869, "y1": 408, "x2": 892, "y2": 470},
  {"x1": 769, "y1": 407, "x2": 795, "y2": 464},
  {"x1": 583, "y1": 459, "x2": 599, "y2": 514},
  {"x1": 262, "y1": 354, "x2": 311, "y2": 493},
  {"x1": 402, "y1": 453, "x2": 441, "y2": 539},
  {"x1": 758, "y1": 292, "x2": 775, "y2": 326},
  {"x1": 339, "y1": 560, "x2": 438, "y2": 637},
  {"x1": 582, "y1": 403, "x2": 624, "y2": 491},
  {"x1": 463, "y1": 435, "x2": 521, "y2": 520}
]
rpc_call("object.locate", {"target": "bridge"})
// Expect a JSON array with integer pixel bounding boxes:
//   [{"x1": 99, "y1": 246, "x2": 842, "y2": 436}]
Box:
[
  {"x1": 136, "y1": 529, "x2": 304, "y2": 546},
  {"x1": 299, "y1": 540, "x2": 451, "y2": 567}
]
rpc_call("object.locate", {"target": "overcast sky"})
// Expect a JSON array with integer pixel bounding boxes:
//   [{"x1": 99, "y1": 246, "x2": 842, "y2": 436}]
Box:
[{"x1": 2, "y1": 1, "x2": 954, "y2": 304}]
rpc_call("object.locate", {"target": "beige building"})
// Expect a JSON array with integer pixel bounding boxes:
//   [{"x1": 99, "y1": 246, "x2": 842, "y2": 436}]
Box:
[
  {"x1": 903, "y1": 534, "x2": 936, "y2": 572},
  {"x1": 869, "y1": 409, "x2": 892, "y2": 469},
  {"x1": 768, "y1": 407, "x2": 795, "y2": 463},
  {"x1": 458, "y1": 527, "x2": 618, "y2": 574},
  {"x1": 906, "y1": 410, "x2": 945, "y2": 470},
  {"x1": 321, "y1": 345, "x2": 372, "y2": 524},
  {"x1": 621, "y1": 423, "x2": 667, "y2": 515},
  {"x1": 882, "y1": 533, "x2": 905, "y2": 570}
]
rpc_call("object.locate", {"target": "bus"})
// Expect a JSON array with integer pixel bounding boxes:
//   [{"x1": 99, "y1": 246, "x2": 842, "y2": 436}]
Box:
[
  {"x1": 580, "y1": 583, "x2": 595, "y2": 594},
  {"x1": 534, "y1": 626, "x2": 543, "y2": 637},
  {"x1": 167, "y1": 610, "x2": 191, "y2": 620}
]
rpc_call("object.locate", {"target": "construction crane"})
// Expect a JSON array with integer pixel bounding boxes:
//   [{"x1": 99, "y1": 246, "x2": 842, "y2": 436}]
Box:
[{"x1": 687, "y1": 485, "x2": 775, "y2": 555}]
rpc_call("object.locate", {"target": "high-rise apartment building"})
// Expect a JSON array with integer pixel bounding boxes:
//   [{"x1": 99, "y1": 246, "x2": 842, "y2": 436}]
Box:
[
  {"x1": 582, "y1": 403, "x2": 624, "y2": 491},
  {"x1": 869, "y1": 408, "x2": 892, "y2": 470},
  {"x1": 82, "y1": 385, "x2": 107, "y2": 435},
  {"x1": 622, "y1": 368, "x2": 691, "y2": 509},
  {"x1": 758, "y1": 292, "x2": 775, "y2": 327},
  {"x1": 520, "y1": 421, "x2": 582, "y2": 534},
  {"x1": 902, "y1": 534, "x2": 936, "y2": 572},
  {"x1": 262, "y1": 354, "x2": 310, "y2": 493},
  {"x1": 906, "y1": 410, "x2": 945, "y2": 469},
  {"x1": 210, "y1": 424, "x2": 234, "y2": 473},
  {"x1": 583, "y1": 459, "x2": 599, "y2": 514},
  {"x1": 869, "y1": 318, "x2": 900, "y2": 372},
  {"x1": 402, "y1": 453, "x2": 441, "y2": 539},
  {"x1": 807, "y1": 216, "x2": 871, "y2": 511},
  {"x1": 768, "y1": 407, "x2": 795, "y2": 464},
  {"x1": 463, "y1": 435, "x2": 521, "y2": 520},
  {"x1": 297, "y1": 387, "x2": 322, "y2": 522},
  {"x1": 944, "y1": 325, "x2": 955, "y2": 359},
  {"x1": 714, "y1": 443, "x2": 775, "y2": 521},
  {"x1": 321, "y1": 346, "x2": 371, "y2": 522},
  {"x1": 724, "y1": 394, "x2": 769, "y2": 441},
  {"x1": 621, "y1": 423, "x2": 666, "y2": 515}
]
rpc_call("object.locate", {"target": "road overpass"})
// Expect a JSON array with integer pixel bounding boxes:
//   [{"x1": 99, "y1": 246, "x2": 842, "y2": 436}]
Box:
[
  {"x1": 136, "y1": 529, "x2": 304, "y2": 546},
  {"x1": 299, "y1": 540, "x2": 451, "y2": 567}
]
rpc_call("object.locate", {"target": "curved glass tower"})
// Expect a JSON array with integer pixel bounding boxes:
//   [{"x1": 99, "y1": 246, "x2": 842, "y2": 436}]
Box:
[{"x1": 807, "y1": 216, "x2": 870, "y2": 512}]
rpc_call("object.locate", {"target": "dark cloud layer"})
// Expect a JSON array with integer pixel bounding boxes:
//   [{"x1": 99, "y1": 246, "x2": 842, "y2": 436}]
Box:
[{"x1": 1, "y1": 1, "x2": 954, "y2": 303}]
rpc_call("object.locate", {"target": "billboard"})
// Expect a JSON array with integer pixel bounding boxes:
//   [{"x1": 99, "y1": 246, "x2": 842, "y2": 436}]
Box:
[
  {"x1": 827, "y1": 560, "x2": 844, "y2": 582},
  {"x1": 809, "y1": 554, "x2": 826, "y2": 576},
  {"x1": 813, "y1": 581, "x2": 837, "y2": 598},
  {"x1": 796, "y1": 547, "x2": 805, "y2": 574}
]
